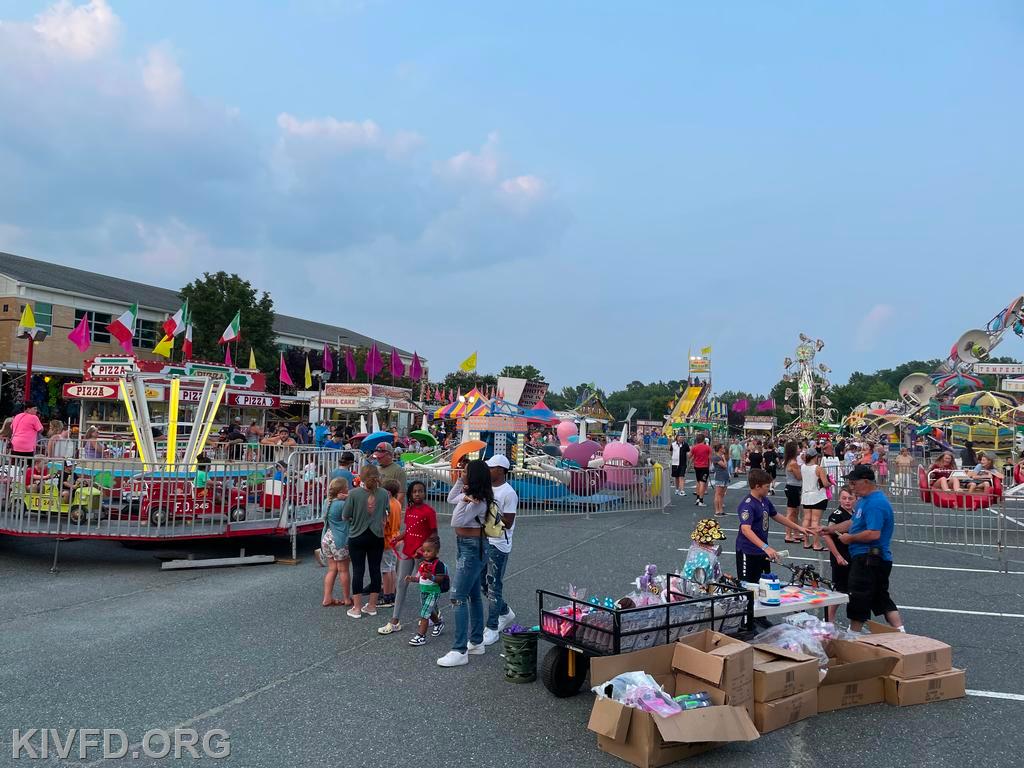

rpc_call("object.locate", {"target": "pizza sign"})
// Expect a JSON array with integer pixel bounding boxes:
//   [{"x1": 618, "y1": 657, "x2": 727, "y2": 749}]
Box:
[
  {"x1": 64, "y1": 383, "x2": 119, "y2": 399},
  {"x1": 227, "y1": 394, "x2": 279, "y2": 408},
  {"x1": 89, "y1": 362, "x2": 137, "y2": 378}
]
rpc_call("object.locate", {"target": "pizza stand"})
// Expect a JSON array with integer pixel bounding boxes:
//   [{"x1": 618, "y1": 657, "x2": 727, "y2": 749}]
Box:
[{"x1": 64, "y1": 356, "x2": 280, "y2": 449}]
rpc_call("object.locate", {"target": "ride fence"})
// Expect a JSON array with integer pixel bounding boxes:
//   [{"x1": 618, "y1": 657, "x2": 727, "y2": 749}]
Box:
[{"x1": 405, "y1": 461, "x2": 672, "y2": 518}]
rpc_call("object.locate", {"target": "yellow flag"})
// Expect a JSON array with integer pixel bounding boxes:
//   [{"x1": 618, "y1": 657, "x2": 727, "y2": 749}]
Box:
[
  {"x1": 701, "y1": 345, "x2": 712, "y2": 356},
  {"x1": 18, "y1": 304, "x2": 36, "y2": 331},
  {"x1": 248, "y1": 347, "x2": 257, "y2": 370},
  {"x1": 153, "y1": 334, "x2": 174, "y2": 358},
  {"x1": 304, "y1": 355, "x2": 313, "y2": 388},
  {"x1": 459, "y1": 351, "x2": 478, "y2": 372}
]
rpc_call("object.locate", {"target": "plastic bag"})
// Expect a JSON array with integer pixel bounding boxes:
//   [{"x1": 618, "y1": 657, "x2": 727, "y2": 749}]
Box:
[
  {"x1": 592, "y1": 672, "x2": 681, "y2": 717},
  {"x1": 754, "y1": 614, "x2": 859, "y2": 668}
]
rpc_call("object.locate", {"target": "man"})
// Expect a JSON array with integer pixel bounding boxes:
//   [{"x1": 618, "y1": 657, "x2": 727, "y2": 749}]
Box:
[
  {"x1": 822, "y1": 465, "x2": 904, "y2": 633},
  {"x1": 260, "y1": 426, "x2": 296, "y2": 447},
  {"x1": 296, "y1": 421, "x2": 312, "y2": 445},
  {"x1": 729, "y1": 439, "x2": 744, "y2": 476},
  {"x1": 690, "y1": 433, "x2": 712, "y2": 507},
  {"x1": 670, "y1": 433, "x2": 689, "y2": 496},
  {"x1": 330, "y1": 451, "x2": 357, "y2": 483},
  {"x1": 373, "y1": 442, "x2": 407, "y2": 506},
  {"x1": 482, "y1": 454, "x2": 518, "y2": 646}
]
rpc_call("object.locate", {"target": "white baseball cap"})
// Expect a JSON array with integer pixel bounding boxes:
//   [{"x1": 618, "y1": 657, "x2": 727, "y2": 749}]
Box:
[{"x1": 485, "y1": 454, "x2": 511, "y2": 470}]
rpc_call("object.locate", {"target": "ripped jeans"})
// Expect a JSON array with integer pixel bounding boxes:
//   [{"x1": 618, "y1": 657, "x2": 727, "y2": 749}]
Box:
[
  {"x1": 451, "y1": 535, "x2": 486, "y2": 653},
  {"x1": 482, "y1": 543, "x2": 511, "y2": 630}
]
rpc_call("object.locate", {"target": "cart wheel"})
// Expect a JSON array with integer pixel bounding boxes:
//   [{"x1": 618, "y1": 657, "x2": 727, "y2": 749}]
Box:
[
  {"x1": 230, "y1": 507, "x2": 247, "y2": 522},
  {"x1": 149, "y1": 507, "x2": 168, "y2": 526},
  {"x1": 68, "y1": 506, "x2": 85, "y2": 524},
  {"x1": 540, "y1": 646, "x2": 589, "y2": 698}
]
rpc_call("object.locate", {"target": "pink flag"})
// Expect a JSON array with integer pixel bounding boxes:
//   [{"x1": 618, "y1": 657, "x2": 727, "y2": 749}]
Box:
[
  {"x1": 731, "y1": 399, "x2": 749, "y2": 413},
  {"x1": 323, "y1": 344, "x2": 334, "y2": 375},
  {"x1": 365, "y1": 343, "x2": 383, "y2": 380},
  {"x1": 756, "y1": 399, "x2": 775, "y2": 412},
  {"x1": 345, "y1": 348, "x2": 357, "y2": 380},
  {"x1": 67, "y1": 314, "x2": 91, "y2": 353},
  {"x1": 390, "y1": 348, "x2": 405, "y2": 378},
  {"x1": 409, "y1": 352, "x2": 422, "y2": 381},
  {"x1": 224, "y1": 345, "x2": 233, "y2": 367},
  {"x1": 279, "y1": 352, "x2": 294, "y2": 387}
]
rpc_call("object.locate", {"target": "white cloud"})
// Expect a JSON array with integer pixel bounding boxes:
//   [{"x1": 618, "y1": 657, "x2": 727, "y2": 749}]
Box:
[
  {"x1": 856, "y1": 304, "x2": 896, "y2": 350},
  {"x1": 141, "y1": 43, "x2": 184, "y2": 104},
  {"x1": 437, "y1": 132, "x2": 500, "y2": 184},
  {"x1": 276, "y1": 113, "x2": 423, "y2": 157},
  {"x1": 32, "y1": 0, "x2": 118, "y2": 59}
]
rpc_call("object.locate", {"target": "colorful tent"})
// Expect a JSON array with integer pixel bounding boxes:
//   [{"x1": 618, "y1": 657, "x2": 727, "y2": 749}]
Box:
[
  {"x1": 525, "y1": 399, "x2": 559, "y2": 425},
  {"x1": 953, "y1": 390, "x2": 1018, "y2": 411},
  {"x1": 433, "y1": 387, "x2": 490, "y2": 420}
]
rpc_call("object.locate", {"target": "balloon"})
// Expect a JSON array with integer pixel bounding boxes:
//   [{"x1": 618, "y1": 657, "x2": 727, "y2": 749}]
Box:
[
  {"x1": 563, "y1": 440, "x2": 601, "y2": 468},
  {"x1": 603, "y1": 442, "x2": 639, "y2": 466},
  {"x1": 556, "y1": 419, "x2": 577, "y2": 447}
]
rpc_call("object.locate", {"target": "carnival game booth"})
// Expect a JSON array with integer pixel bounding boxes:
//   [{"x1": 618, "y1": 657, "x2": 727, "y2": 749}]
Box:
[
  {"x1": 1, "y1": 359, "x2": 333, "y2": 552},
  {"x1": 313, "y1": 382, "x2": 421, "y2": 436}
]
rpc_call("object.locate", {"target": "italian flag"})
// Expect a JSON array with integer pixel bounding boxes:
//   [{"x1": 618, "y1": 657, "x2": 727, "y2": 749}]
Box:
[
  {"x1": 219, "y1": 310, "x2": 241, "y2": 345},
  {"x1": 107, "y1": 303, "x2": 137, "y2": 353},
  {"x1": 183, "y1": 324, "x2": 193, "y2": 360},
  {"x1": 163, "y1": 300, "x2": 188, "y2": 338}
]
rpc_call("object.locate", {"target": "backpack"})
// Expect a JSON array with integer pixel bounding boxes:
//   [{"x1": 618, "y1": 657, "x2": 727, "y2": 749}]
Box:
[
  {"x1": 430, "y1": 560, "x2": 451, "y2": 593},
  {"x1": 482, "y1": 501, "x2": 508, "y2": 541}
]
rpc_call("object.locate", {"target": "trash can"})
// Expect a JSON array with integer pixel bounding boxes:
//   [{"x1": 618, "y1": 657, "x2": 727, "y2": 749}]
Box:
[{"x1": 501, "y1": 629, "x2": 538, "y2": 683}]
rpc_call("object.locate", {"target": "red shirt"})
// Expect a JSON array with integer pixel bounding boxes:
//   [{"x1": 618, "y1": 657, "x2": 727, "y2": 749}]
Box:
[
  {"x1": 691, "y1": 443, "x2": 712, "y2": 468},
  {"x1": 402, "y1": 502, "x2": 438, "y2": 558}
]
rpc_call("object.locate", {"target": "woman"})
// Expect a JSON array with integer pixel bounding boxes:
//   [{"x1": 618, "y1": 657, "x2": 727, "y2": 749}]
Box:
[
  {"x1": 0, "y1": 417, "x2": 13, "y2": 454},
  {"x1": 763, "y1": 441, "x2": 779, "y2": 494},
  {"x1": 956, "y1": 452, "x2": 995, "y2": 494},
  {"x1": 893, "y1": 446, "x2": 915, "y2": 493},
  {"x1": 341, "y1": 464, "x2": 391, "y2": 619},
  {"x1": 10, "y1": 404, "x2": 43, "y2": 458},
  {"x1": 747, "y1": 441, "x2": 763, "y2": 472},
  {"x1": 710, "y1": 443, "x2": 730, "y2": 516},
  {"x1": 928, "y1": 451, "x2": 957, "y2": 491},
  {"x1": 81, "y1": 426, "x2": 104, "y2": 459},
  {"x1": 800, "y1": 448, "x2": 830, "y2": 550},
  {"x1": 858, "y1": 443, "x2": 875, "y2": 466},
  {"x1": 437, "y1": 459, "x2": 493, "y2": 668},
  {"x1": 782, "y1": 441, "x2": 803, "y2": 544}
]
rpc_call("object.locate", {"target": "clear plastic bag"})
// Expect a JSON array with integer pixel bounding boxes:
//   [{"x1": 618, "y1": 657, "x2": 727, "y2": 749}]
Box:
[
  {"x1": 592, "y1": 671, "x2": 682, "y2": 717},
  {"x1": 752, "y1": 623, "x2": 831, "y2": 668}
]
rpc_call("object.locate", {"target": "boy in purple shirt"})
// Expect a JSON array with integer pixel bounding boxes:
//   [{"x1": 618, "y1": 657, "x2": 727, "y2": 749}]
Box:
[{"x1": 735, "y1": 469, "x2": 808, "y2": 582}]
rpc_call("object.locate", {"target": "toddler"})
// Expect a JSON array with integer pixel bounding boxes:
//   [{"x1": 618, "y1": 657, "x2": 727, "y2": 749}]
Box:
[
  {"x1": 406, "y1": 536, "x2": 446, "y2": 646},
  {"x1": 320, "y1": 477, "x2": 351, "y2": 606}
]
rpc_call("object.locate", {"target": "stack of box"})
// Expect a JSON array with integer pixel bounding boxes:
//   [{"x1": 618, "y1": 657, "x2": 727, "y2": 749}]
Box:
[
  {"x1": 817, "y1": 638, "x2": 898, "y2": 712},
  {"x1": 851, "y1": 623, "x2": 966, "y2": 707},
  {"x1": 750, "y1": 644, "x2": 820, "y2": 733}
]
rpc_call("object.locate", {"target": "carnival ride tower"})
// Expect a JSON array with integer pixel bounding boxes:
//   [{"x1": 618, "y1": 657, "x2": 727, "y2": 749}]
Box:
[{"x1": 781, "y1": 334, "x2": 835, "y2": 434}]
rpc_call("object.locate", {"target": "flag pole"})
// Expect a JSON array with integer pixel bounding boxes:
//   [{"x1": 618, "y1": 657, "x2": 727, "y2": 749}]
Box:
[{"x1": 23, "y1": 335, "x2": 34, "y2": 402}]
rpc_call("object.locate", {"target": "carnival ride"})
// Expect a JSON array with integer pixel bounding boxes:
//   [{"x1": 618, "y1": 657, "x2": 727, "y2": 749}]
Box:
[{"x1": 779, "y1": 334, "x2": 836, "y2": 438}]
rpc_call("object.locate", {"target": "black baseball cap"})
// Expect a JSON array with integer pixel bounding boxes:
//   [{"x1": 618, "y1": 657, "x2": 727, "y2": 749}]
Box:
[{"x1": 846, "y1": 465, "x2": 875, "y2": 482}]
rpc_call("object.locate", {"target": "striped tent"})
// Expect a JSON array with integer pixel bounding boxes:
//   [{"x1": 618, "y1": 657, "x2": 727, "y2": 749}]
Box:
[
  {"x1": 451, "y1": 387, "x2": 489, "y2": 418},
  {"x1": 433, "y1": 401, "x2": 460, "y2": 419}
]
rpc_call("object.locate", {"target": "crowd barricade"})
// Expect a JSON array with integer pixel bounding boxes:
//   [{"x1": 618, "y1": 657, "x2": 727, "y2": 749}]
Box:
[{"x1": 403, "y1": 460, "x2": 671, "y2": 518}]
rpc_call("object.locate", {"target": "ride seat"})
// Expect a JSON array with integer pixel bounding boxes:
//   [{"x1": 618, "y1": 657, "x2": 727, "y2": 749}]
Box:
[{"x1": 917, "y1": 466, "x2": 931, "y2": 503}]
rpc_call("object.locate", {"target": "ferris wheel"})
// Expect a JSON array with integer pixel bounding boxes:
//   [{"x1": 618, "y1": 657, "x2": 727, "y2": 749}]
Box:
[{"x1": 781, "y1": 334, "x2": 836, "y2": 433}]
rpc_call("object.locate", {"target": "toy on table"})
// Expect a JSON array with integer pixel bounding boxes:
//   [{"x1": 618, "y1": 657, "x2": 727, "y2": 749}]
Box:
[{"x1": 679, "y1": 518, "x2": 727, "y2": 595}]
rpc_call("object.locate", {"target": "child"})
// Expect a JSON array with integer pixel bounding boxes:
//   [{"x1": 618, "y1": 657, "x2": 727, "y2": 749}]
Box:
[
  {"x1": 378, "y1": 478, "x2": 403, "y2": 608},
  {"x1": 25, "y1": 457, "x2": 51, "y2": 493},
  {"x1": 406, "y1": 536, "x2": 446, "y2": 646},
  {"x1": 710, "y1": 444, "x2": 730, "y2": 517},
  {"x1": 735, "y1": 469, "x2": 808, "y2": 583},
  {"x1": 820, "y1": 485, "x2": 854, "y2": 621},
  {"x1": 379, "y1": 480, "x2": 438, "y2": 635},
  {"x1": 320, "y1": 477, "x2": 351, "y2": 607},
  {"x1": 876, "y1": 452, "x2": 889, "y2": 485}
]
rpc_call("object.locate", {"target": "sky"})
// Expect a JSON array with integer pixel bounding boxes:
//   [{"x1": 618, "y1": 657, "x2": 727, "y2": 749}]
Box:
[{"x1": 1, "y1": 0, "x2": 1022, "y2": 395}]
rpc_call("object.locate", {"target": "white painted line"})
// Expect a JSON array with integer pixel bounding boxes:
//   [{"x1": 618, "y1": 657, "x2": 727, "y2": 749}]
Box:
[
  {"x1": 901, "y1": 605, "x2": 1024, "y2": 619},
  {"x1": 783, "y1": 555, "x2": 1024, "y2": 575},
  {"x1": 703, "y1": 525, "x2": 1022, "y2": 554},
  {"x1": 967, "y1": 689, "x2": 1024, "y2": 701}
]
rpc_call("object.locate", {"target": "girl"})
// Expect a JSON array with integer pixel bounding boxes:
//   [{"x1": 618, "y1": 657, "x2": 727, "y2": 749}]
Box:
[
  {"x1": 876, "y1": 451, "x2": 889, "y2": 485},
  {"x1": 821, "y1": 486, "x2": 855, "y2": 621},
  {"x1": 957, "y1": 453, "x2": 995, "y2": 494},
  {"x1": 320, "y1": 477, "x2": 351, "y2": 606},
  {"x1": 800, "y1": 448, "x2": 830, "y2": 550},
  {"x1": 342, "y1": 465, "x2": 390, "y2": 619},
  {"x1": 406, "y1": 536, "x2": 447, "y2": 646},
  {"x1": 379, "y1": 480, "x2": 439, "y2": 635},
  {"x1": 782, "y1": 441, "x2": 803, "y2": 544},
  {"x1": 928, "y1": 452, "x2": 957, "y2": 492},
  {"x1": 437, "y1": 459, "x2": 493, "y2": 668},
  {"x1": 763, "y1": 441, "x2": 779, "y2": 494},
  {"x1": 710, "y1": 444, "x2": 730, "y2": 517},
  {"x1": 378, "y1": 478, "x2": 403, "y2": 608}
]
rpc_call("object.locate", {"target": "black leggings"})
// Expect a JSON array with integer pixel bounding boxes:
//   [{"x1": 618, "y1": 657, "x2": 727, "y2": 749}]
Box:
[{"x1": 348, "y1": 530, "x2": 385, "y2": 595}]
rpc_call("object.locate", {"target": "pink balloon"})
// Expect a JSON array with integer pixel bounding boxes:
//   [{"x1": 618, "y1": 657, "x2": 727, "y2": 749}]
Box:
[
  {"x1": 563, "y1": 440, "x2": 601, "y2": 468},
  {"x1": 556, "y1": 420, "x2": 577, "y2": 446},
  {"x1": 603, "y1": 442, "x2": 639, "y2": 466}
]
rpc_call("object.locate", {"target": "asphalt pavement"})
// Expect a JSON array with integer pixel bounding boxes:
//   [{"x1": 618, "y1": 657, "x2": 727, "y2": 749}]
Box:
[{"x1": 1, "y1": 486, "x2": 1022, "y2": 767}]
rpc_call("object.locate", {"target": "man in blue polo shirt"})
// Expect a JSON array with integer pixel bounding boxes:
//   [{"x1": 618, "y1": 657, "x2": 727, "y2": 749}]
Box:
[{"x1": 823, "y1": 464, "x2": 904, "y2": 632}]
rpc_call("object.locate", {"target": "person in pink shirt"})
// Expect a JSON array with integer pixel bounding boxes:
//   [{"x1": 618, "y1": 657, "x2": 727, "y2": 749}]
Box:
[{"x1": 11, "y1": 404, "x2": 43, "y2": 457}]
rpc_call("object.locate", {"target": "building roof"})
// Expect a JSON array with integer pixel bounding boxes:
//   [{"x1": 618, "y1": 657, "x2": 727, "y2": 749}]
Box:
[{"x1": 0, "y1": 251, "x2": 415, "y2": 357}]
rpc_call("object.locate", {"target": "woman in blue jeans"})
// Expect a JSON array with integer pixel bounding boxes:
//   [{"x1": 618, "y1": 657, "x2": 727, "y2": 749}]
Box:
[{"x1": 437, "y1": 459, "x2": 494, "y2": 668}]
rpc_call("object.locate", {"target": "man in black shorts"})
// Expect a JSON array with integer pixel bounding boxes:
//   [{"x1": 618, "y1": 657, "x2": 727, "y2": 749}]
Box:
[
  {"x1": 670, "y1": 432, "x2": 689, "y2": 496},
  {"x1": 690, "y1": 434, "x2": 712, "y2": 507}
]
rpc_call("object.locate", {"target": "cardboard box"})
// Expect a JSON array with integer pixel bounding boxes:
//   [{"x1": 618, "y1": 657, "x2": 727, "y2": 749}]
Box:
[
  {"x1": 671, "y1": 630, "x2": 754, "y2": 716},
  {"x1": 853, "y1": 630, "x2": 953, "y2": 679},
  {"x1": 818, "y1": 639, "x2": 897, "y2": 712},
  {"x1": 753, "y1": 689, "x2": 818, "y2": 734},
  {"x1": 884, "y1": 668, "x2": 966, "y2": 707},
  {"x1": 751, "y1": 644, "x2": 820, "y2": 702},
  {"x1": 590, "y1": 644, "x2": 759, "y2": 768}
]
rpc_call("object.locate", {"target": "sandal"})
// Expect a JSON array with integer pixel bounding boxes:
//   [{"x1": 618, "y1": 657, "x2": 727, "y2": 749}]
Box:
[
  {"x1": 812, "y1": 546, "x2": 826, "y2": 552},
  {"x1": 321, "y1": 599, "x2": 344, "y2": 607},
  {"x1": 377, "y1": 621, "x2": 401, "y2": 635}
]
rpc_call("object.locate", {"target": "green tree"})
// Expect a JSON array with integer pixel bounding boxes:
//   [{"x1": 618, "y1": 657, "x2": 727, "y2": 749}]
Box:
[
  {"x1": 179, "y1": 272, "x2": 278, "y2": 383},
  {"x1": 499, "y1": 364, "x2": 544, "y2": 382},
  {"x1": 438, "y1": 370, "x2": 498, "y2": 394}
]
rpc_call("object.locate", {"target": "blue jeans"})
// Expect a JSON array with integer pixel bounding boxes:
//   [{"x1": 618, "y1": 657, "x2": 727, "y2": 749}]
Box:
[
  {"x1": 483, "y1": 544, "x2": 511, "y2": 630},
  {"x1": 451, "y1": 536, "x2": 485, "y2": 653}
]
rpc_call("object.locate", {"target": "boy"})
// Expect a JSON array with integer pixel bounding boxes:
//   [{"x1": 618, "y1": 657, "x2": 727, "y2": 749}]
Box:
[
  {"x1": 820, "y1": 485, "x2": 854, "y2": 621},
  {"x1": 406, "y1": 536, "x2": 446, "y2": 645},
  {"x1": 378, "y1": 478, "x2": 403, "y2": 608},
  {"x1": 735, "y1": 468, "x2": 808, "y2": 582}
]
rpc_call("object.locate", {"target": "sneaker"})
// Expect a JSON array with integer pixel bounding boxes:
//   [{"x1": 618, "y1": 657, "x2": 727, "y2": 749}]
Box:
[
  {"x1": 437, "y1": 650, "x2": 468, "y2": 667},
  {"x1": 377, "y1": 621, "x2": 401, "y2": 635},
  {"x1": 467, "y1": 641, "x2": 486, "y2": 655},
  {"x1": 496, "y1": 609, "x2": 516, "y2": 631},
  {"x1": 482, "y1": 628, "x2": 500, "y2": 646},
  {"x1": 361, "y1": 605, "x2": 378, "y2": 617},
  {"x1": 697, "y1": 500, "x2": 706, "y2": 507},
  {"x1": 679, "y1": 490, "x2": 686, "y2": 497},
  {"x1": 346, "y1": 608, "x2": 362, "y2": 619},
  {"x1": 408, "y1": 634, "x2": 426, "y2": 646},
  {"x1": 313, "y1": 548, "x2": 325, "y2": 567},
  {"x1": 431, "y1": 621, "x2": 445, "y2": 637},
  {"x1": 377, "y1": 595, "x2": 395, "y2": 608}
]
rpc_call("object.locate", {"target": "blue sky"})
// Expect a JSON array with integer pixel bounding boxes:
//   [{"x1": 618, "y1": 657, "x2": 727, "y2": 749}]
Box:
[{"x1": 1, "y1": 1, "x2": 1022, "y2": 394}]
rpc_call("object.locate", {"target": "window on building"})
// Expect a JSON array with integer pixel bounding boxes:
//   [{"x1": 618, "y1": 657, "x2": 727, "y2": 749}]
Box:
[
  {"x1": 33, "y1": 302, "x2": 53, "y2": 334},
  {"x1": 75, "y1": 309, "x2": 112, "y2": 344},
  {"x1": 134, "y1": 319, "x2": 160, "y2": 348}
]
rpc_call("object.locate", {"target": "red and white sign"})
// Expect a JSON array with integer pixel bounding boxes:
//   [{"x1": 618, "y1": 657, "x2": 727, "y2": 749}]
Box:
[
  {"x1": 227, "y1": 393, "x2": 280, "y2": 408},
  {"x1": 973, "y1": 363, "x2": 1024, "y2": 376},
  {"x1": 63, "y1": 383, "x2": 119, "y2": 399}
]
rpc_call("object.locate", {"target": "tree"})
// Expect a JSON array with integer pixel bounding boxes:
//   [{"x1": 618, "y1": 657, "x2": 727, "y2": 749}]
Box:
[
  {"x1": 439, "y1": 370, "x2": 498, "y2": 394},
  {"x1": 179, "y1": 272, "x2": 278, "y2": 384},
  {"x1": 499, "y1": 364, "x2": 544, "y2": 382}
]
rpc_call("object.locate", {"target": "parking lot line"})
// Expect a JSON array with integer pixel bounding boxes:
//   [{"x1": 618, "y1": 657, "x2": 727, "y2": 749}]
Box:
[
  {"x1": 900, "y1": 605, "x2": 1024, "y2": 619},
  {"x1": 782, "y1": 555, "x2": 1024, "y2": 576},
  {"x1": 967, "y1": 690, "x2": 1024, "y2": 701}
]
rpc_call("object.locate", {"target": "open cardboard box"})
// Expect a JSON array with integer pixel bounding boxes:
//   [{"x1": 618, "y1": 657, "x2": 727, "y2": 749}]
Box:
[
  {"x1": 819, "y1": 639, "x2": 897, "y2": 712},
  {"x1": 671, "y1": 630, "x2": 754, "y2": 716},
  {"x1": 590, "y1": 643, "x2": 759, "y2": 768},
  {"x1": 752, "y1": 644, "x2": 819, "y2": 702}
]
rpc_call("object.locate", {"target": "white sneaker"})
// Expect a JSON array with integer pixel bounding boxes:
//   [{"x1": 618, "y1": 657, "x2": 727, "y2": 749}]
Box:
[
  {"x1": 313, "y1": 548, "x2": 325, "y2": 567},
  {"x1": 496, "y1": 609, "x2": 516, "y2": 631},
  {"x1": 437, "y1": 650, "x2": 468, "y2": 667},
  {"x1": 679, "y1": 490, "x2": 686, "y2": 497},
  {"x1": 483, "y1": 628, "x2": 500, "y2": 646},
  {"x1": 346, "y1": 608, "x2": 362, "y2": 619},
  {"x1": 467, "y1": 641, "x2": 486, "y2": 655}
]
